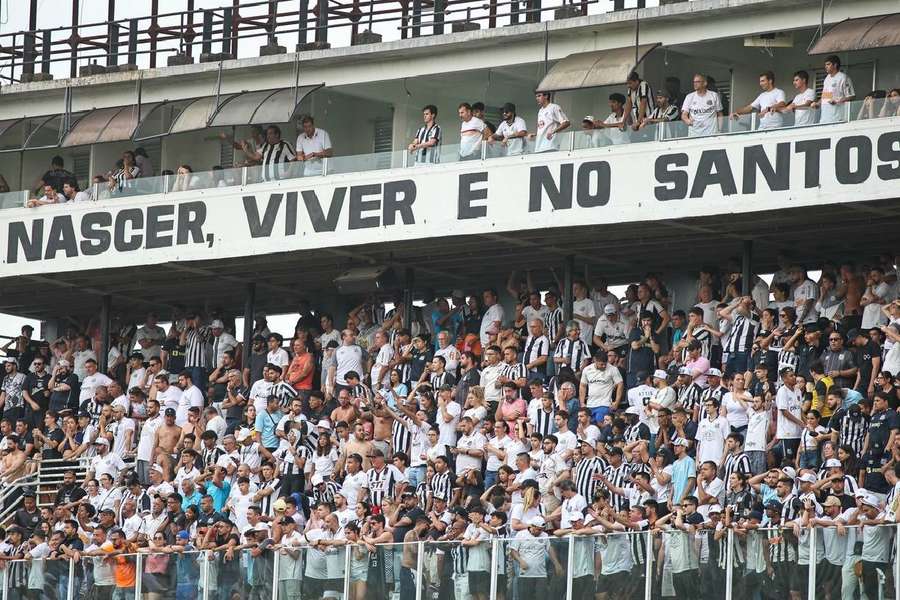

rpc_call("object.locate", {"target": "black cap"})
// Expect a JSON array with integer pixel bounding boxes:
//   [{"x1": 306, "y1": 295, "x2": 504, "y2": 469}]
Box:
[
  {"x1": 501, "y1": 102, "x2": 516, "y2": 113},
  {"x1": 165, "y1": 408, "x2": 176, "y2": 417},
  {"x1": 848, "y1": 328, "x2": 866, "y2": 340},
  {"x1": 129, "y1": 351, "x2": 144, "y2": 360}
]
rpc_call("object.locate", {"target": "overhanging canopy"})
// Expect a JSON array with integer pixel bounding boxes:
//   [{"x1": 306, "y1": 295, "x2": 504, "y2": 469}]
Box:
[
  {"x1": 61, "y1": 104, "x2": 159, "y2": 147},
  {"x1": 810, "y1": 13, "x2": 900, "y2": 54},
  {"x1": 536, "y1": 43, "x2": 661, "y2": 93},
  {"x1": 162, "y1": 84, "x2": 323, "y2": 135},
  {"x1": 0, "y1": 113, "x2": 87, "y2": 153}
]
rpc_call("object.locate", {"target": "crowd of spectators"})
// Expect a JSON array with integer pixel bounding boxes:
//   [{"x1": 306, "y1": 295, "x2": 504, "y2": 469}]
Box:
[
  {"x1": 7, "y1": 55, "x2": 899, "y2": 210},
  {"x1": 2, "y1": 255, "x2": 900, "y2": 599}
]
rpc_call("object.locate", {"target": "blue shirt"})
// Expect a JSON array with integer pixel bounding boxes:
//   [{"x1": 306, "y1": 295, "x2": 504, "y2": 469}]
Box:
[
  {"x1": 182, "y1": 490, "x2": 203, "y2": 511},
  {"x1": 671, "y1": 455, "x2": 696, "y2": 502},
  {"x1": 432, "y1": 311, "x2": 462, "y2": 350},
  {"x1": 207, "y1": 480, "x2": 232, "y2": 512},
  {"x1": 255, "y1": 409, "x2": 284, "y2": 449}
]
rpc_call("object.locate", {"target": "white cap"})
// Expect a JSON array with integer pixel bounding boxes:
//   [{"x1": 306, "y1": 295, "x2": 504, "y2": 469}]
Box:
[
  {"x1": 2, "y1": 356, "x2": 16, "y2": 364},
  {"x1": 678, "y1": 367, "x2": 692, "y2": 376},
  {"x1": 94, "y1": 437, "x2": 110, "y2": 446},
  {"x1": 527, "y1": 515, "x2": 546, "y2": 527},
  {"x1": 652, "y1": 369, "x2": 668, "y2": 380},
  {"x1": 582, "y1": 115, "x2": 595, "y2": 122},
  {"x1": 798, "y1": 473, "x2": 817, "y2": 484},
  {"x1": 311, "y1": 473, "x2": 325, "y2": 486},
  {"x1": 707, "y1": 368, "x2": 723, "y2": 377},
  {"x1": 151, "y1": 463, "x2": 165, "y2": 475},
  {"x1": 862, "y1": 494, "x2": 881, "y2": 509},
  {"x1": 625, "y1": 406, "x2": 642, "y2": 416},
  {"x1": 603, "y1": 304, "x2": 617, "y2": 315},
  {"x1": 781, "y1": 466, "x2": 797, "y2": 480},
  {"x1": 211, "y1": 319, "x2": 225, "y2": 329},
  {"x1": 674, "y1": 437, "x2": 691, "y2": 447},
  {"x1": 254, "y1": 522, "x2": 270, "y2": 532},
  {"x1": 235, "y1": 428, "x2": 252, "y2": 442},
  {"x1": 708, "y1": 505, "x2": 723, "y2": 514},
  {"x1": 823, "y1": 458, "x2": 842, "y2": 469},
  {"x1": 317, "y1": 419, "x2": 332, "y2": 430}
]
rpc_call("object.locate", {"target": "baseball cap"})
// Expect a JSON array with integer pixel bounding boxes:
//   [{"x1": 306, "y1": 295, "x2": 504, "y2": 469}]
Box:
[
  {"x1": 211, "y1": 319, "x2": 225, "y2": 329},
  {"x1": 177, "y1": 530, "x2": 190, "y2": 540},
  {"x1": 823, "y1": 458, "x2": 842, "y2": 469},
  {"x1": 862, "y1": 495, "x2": 881, "y2": 509},
  {"x1": 164, "y1": 408, "x2": 176, "y2": 417},
  {"x1": 603, "y1": 304, "x2": 617, "y2": 315},
  {"x1": 94, "y1": 437, "x2": 110, "y2": 446},
  {"x1": 707, "y1": 368, "x2": 723, "y2": 377},
  {"x1": 273, "y1": 498, "x2": 287, "y2": 512},
  {"x1": 708, "y1": 505, "x2": 723, "y2": 514},
  {"x1": 500, "y1": 102, "x2": 516, "y2": 113},
  {"x1": 823, "y1": 496, "x2": 842, "y2": 508},
  {"x1": 673, "y1": 437, "x2": 691, "y2": 447},
  {"x1": 781, "y1": 467, "x2": 797, "y2": 480},
  {"x1": 151, "y1": 464, "x2": 165, "y2": 475},
  {"x1": 57, "y1": 359, "x2": 71, "y2": 368},
  {"x1": 235, "y1": 428, "x2": 251, "y2": 442},
  {"x1": 798, "y1": 473, "x2": 817, "y2": 484},
  {"x1": 527, "y1": 515, "x2": 546, "y2": 527},
  {"x1": 582, "y1": 115, "x2": 595, "y2": 122},
  {"x1": 2, "y1": 357, "x2": 16, "y2": 364},
  {"x1": 678, "y1": 367, "x2": 692, "y2": 376},
  {"x1": 311, "y1": 473, "x2": 325, "y2": 486},
  {"x1": 625, "y1": 406, "x2": 642, "y2": 416},
  {"x1": 764, "y1": 500, "x2": 783, "y2": 511},
  {"x1": 847, "y1": 328, "x2": 865, "y2": 340},
  {"x1": 652, "y1": 369, "x2": 668, "y2": 380},
  {"x1": 317, "y1": 419, "x2": 332, "y2": 430}
]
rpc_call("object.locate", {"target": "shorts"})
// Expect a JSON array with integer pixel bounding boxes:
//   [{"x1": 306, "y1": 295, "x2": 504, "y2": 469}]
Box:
[
  {"x1": 791, "y1": 564, "x2": 809, "y2": 593},
  {"x1": 304, "y1": 577, "x2": 327, "y2": 598},
  {"x1": 598, "y1": 571, "x2": 629, "y2": 596},
  {"x1": 468, "y1": 571, "x2": 490, "y2": 595}
]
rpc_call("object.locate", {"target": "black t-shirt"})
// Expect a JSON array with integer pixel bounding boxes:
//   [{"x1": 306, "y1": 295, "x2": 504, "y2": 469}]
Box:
[
  {"x1": 797, "y1": 340, "x2": 824, "y2": 380},
  {"x1": 49, "y1": 373, "x2": 78, "y2": 413},
  {"x1": 41, "y1": 167, "x2": 75, "y2": 192},
  {"x1": 163, "y1": 338, "x2": 187, "y2": 374},
  {"x1": 14, "y1": 508, "x2": 41, "y2": 536},
  {"x1": 24, "y1": 371, "x2": 51, "y2": 411},
  {"x1": 16, "y1": 429, "x2": 34, "y2": 452},
  {"x1": 16, "y1": 340, "x2": 41, "y2": 373},
  {"x1": 225, "y1": 384, "x2": 249, "y2": 422},
  {"x1": 408, "y1": 349, "x2": 433, "y2": 384},
  {"x1": 866, "y1": 409, "x2": 899, "y2": 454},
  {"x1": 627, "y1": 327, "x2": 659, "y2": 375},
  {"x1": 55, "y1": 483, "x2": 87, "y2": 506},
  {"x1": 854, "y1": 341, "x2": 881, "y2": 393},
  {"x1": 393, "y1": 506, "x2": 426, "y2": 543},
  {"x1": 41, "y1": 426, "x2": 65, "y2": 459}
]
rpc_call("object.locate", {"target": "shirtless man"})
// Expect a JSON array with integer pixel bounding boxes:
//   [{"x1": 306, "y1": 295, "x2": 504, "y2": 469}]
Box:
[
  {"x1": 154, "y1": 407, "x2": 183, "y2": 476},
  {"x1": 371, "y1": 400, "x2": 393, "y2": 453},
  {"x1": 339, "y1": 422, "x2": 373, "y2": 473},
  {"x1": 0, "y1": 436, "x2": 28, "y2": 485},
  {"x1": 330, "y1": 388, "x2": 359, "y2": 426}
]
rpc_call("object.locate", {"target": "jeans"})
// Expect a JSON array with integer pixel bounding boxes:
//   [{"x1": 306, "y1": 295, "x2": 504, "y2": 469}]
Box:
[
  {"x1": 57, "y1": 575, "x2": 82, "y2": 600},
  {"x1": 725, "y1": 351, "x2": 749, "y2": 377},
  {"x1": 746, "y1": 450, "x2": 767, "y2": 475},
  {"x1": 112, "y1": 588, "x2": 135, "y2": 600},
  {"x1": 400, "y1": 567, "x2": 416, "y2": 600},
  {"x1": 407, "y1": 465, "x2": 426, "y2": 490},
  {"x1": 188, "y1": 366, "x2": 207, "y2": 391},
  {"x1": 799, "y1": 449, "x2": 820, "y2": 469}
]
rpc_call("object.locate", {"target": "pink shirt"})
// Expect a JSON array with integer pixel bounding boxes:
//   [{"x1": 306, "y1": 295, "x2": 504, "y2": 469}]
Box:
[
  {"x1": 498, "y1": 398, "x2": 527, "y2": 439},
  {"x1": 687, "y1": 356, "x2": 711, "y2": 388}
]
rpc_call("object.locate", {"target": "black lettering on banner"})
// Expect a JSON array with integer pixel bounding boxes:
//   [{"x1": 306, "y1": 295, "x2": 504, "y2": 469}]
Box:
[
  {"x1": 690, "y1": 150, "x2": 737, "y2": 197},
  {"x1": 44, "y1": 216, "x2": 77, "y2": 260},
  {"x1": 243, "y1": 194, "x2": 283, "y2": 238},
  {"x1": 835, "y1": 136, "x2": 872, "y2": 185},
  {"x1": 383, "y1": 180, "x2": 416, "y2": 226},
  {"x1": 114, "y1": 208, "x2": 144, "y2": 251},
  {"x1": 303, "y1": 188, "x2": 346, "y2": 232},
  {"x1": 146, "y1": 205, "x2": 175, "y2": 249},
  {"x1": 349, "y1": 184, "x2": 381, "y2": 230},
  {"x1": 458, "y1": 172, "x2": 488, "y2": 219},
  {"x1": 794, "y1": 138, "x2": 830, "y2": 188},
  {"x1": 742, "y1": 143, "x2": 790, "y2": 194},
  {"x1": 80, "y1": 212, "x2": 112, "y2": 256},
  {"x1": 529, "y1": 164, "x2": 573, "y2": 211},
  {"x1": 877, "y1": 131, "x2": 900, "y2": 181},
  {"x1": 177, "y1": 201, "x2": 207, "y2": 245},
  {"x1": 285, "y1": 192, "x2": 298, "y2": 236},
  {"x1": 654, "y1": 153, "x2": 689, "y2": 201},
  {"x1": 576, "y1": 161, "x2": 611, "y2": 207},
  {"x1": 6, "y1": 221, "x2": 43, "y2": 263}
]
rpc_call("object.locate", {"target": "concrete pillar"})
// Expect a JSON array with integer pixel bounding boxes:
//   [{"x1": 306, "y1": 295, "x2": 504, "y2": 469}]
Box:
[
  {"x1": 742, "y1": 240, "x2": 753, "y2": 296},
  {"x1": 403, "y1": 268, "x2": 414, "y2": 331},
  {"x1": 562, "y1": 255, "x2": 574, "y2": 322},
  {"x1": 242, "y1": 283, "x2": 256, "y2": 370},
  {"x1": 99, "y1": 295, "x2": 112, "y2": 372}
]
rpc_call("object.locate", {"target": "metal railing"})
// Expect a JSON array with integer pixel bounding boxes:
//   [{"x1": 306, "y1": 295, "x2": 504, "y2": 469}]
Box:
[
  {"x1": 0, "y1": 523, "x2": 893, "y2": 600},
  {"x1": 0, "y1": 0, "x2": 654, "y2": 84},
  {"x1": 2, "y1": 96, "x2": 894, "y2": 212}
]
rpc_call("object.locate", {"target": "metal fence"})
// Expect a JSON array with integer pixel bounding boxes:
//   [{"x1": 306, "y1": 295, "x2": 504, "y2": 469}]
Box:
[{"x1": 0, "y1": 524, "x2": 895, "y2": 600}]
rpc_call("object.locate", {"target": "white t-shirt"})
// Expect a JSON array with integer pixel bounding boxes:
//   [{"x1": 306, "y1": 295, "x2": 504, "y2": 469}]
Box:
[
  {"x1": 135, "y1": 325, "x2": 166, "y2": 359},
  {"x1": 682, "y1": 90, "x2": 723, "y2": 136},
  {"x1": 534, "y1": 103, "x2": 569, "y2": 153},
  {"x1": 602, "y1": 112, "x2": 628, "y2": 145},
  {"x1": 177, "y1": 385, "x2": 204, "y2": 425},
  {"x1": 776, "y1": 385, "x2": 802, "y2": 439},
  {"x1": 137, "y1": 415, "x2": 163, "y2": 462},
  {"x1": 456, "y1": 432, "x2": 487, "y2": 473},
  {"x1": 580, "y1": 363, "x2": 623, "y2": 408},
  {"x1": 79, "y1": 372, "x2": 113, "y2": 402},
  {"x1": 459, "y1": 116, "x2": 486, "y2": 158},
  {"x1": 437, "y1": 401, "x2": 461, "y2": 446},
  {"x1": 495, "y1": 116, "x2": 527, "y2": 155},
  {"x1": 480, "y1": 304, "x2": 505, "y2": 346},
  {"x1": 296, "y1": 128, "x2": 333, "y2": 175},
  {"x1": 862, "y1": 282, "x2": 892, "y2": 329},
  {"x1": 695, "y1": 416, "x2": 730, "y2": 466},
  {"x1": 267, "y1": 348, "x2": 290, "y2": 369},
  {"x1": 697, "y1": 476, "x2": 725, "y2": 519},
  {"x1": 820, "y1": 71, "x2": 855, "y2": 123},
  {"x1": 751, "y1": 88, "x2": 786, "y2": 129},
  {"x1": 745, "y1": 406, "x2": 769, "y2": 452},
  {"x1": 249, "y1": 379, "x2": 274, "y2": 413},
  {"x1": 334, "y1": 345, "x2": 365, "y2": 386},
  {"x1": 370, "y1": 344, "x2": 394, "y2": 389},
  {"x1": 485, "y1": 435, "x2": 515, "y2": 472},
  {"x1": 342, "y1": 470, "x2": 367, "y2": 509},
  {"x1": 572, "y1": 298, "x2": 595, "y2": 346},
  {"x1": 561, "y1": 493, "x2": 587, "y2": 528},
  {"x1": 793, "y1": 279, "x2": 820, "y2": 324},
  {"x1": 791, "y1": 88, "x2": 818, "y2": 127}
]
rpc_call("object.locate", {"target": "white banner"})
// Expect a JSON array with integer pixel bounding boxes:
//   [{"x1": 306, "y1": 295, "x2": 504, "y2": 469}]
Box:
[{"x1": 2, "y1": 117, "x2": 898, "y2": 277}]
